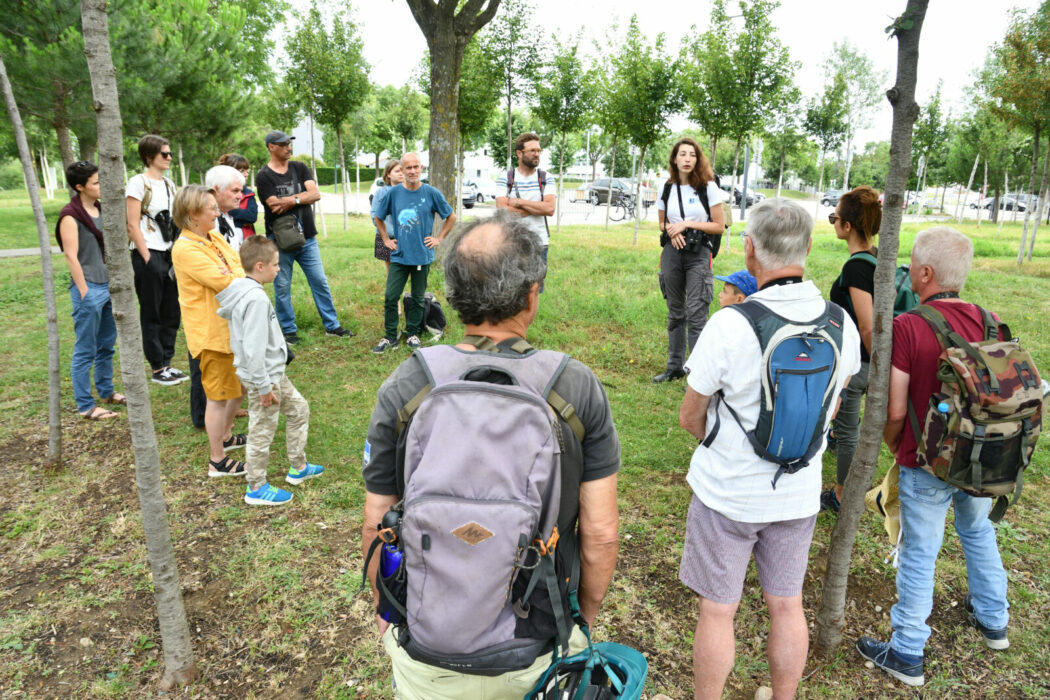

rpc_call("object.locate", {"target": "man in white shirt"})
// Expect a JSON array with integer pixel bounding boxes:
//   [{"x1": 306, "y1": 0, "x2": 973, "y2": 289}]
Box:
[
  {"x1": 496, "y1": 133, "x2": 555, "y2": 290},
  {"x1": 677, "y1": 198, "x2": 861, "y2": 699}
]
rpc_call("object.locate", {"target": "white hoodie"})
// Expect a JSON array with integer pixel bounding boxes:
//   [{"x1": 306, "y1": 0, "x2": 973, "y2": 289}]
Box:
[{"x1": 216, "y1": 277, "x2": 288, "y2": 393}]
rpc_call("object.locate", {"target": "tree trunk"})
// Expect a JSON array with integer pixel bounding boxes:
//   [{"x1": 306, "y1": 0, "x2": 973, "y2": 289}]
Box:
[
  {"x1": 557, "y1": 130, "x2": 566, "y2": 232},
  {"x1": 55, "y1": 121, "x2": 76, "y2": 168},
  {"x1": 978, "y1": 160, "x2": 988, "y2": 227},
  {"x1": 957, "y1": 154, "x2": 979, "y2": 224},
  {"x1": 604, "y1": 136, "x2": 617, "y2": 232},
  {"x1": 423, "y1": 31, "x2": 461, "y2": 205},
  {"x1": 337, "y1": 129, "x2": 347, "y2": 230},
  {"x1": 814, "y1": 0, "x2": 929, "y2": 655},
  {"x1": 455, "y1": 141, "x2": 463, "y2": 220},
  {"x1": 999, "y1": 170, "x2": 1008, "y2": 235},
  {"x1": 709, "y1": 135, "x2": 717, "y2": 170},
  {"x1": 1, "y1": 56, "x2": 62, "y2": 467},
  {"x1": 309, "y1": 111, "x2": 327, "y2": 239},
  {"x1": 1027, "y1": 140, "x2": 1050, "y2": 262},
  {"x1": 80, "y1": 0, "x2": 198, "y2": 689},
  {"x1": 814, "y1": 150, "x2": 826, "y2": 220},
  {"x1": 842, "y1": 133, "x2": 854, "y2": 191},
  {"x1": 731, "y1": 142, "x2": 740, "y2": 188},
  {"x1": 776, "y1": 150, "x2": 785, "y2": 199},
  {"x1": 355, "y1": 136, "x2": 360, "y2": 205},
  {"x1": 633, "y1": 143, "x2": 646, "y2": 245},
  {"x1": 505, "y1": 79, "x2": 513, "y2": 171},
  {"x1": 1017, "y1": 126, "x2": 1040, "y2": 263}
]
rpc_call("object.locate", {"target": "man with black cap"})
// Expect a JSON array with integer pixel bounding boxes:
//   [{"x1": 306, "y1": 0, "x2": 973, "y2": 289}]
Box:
[{"x1": 255, "y1": 129, "x2": 352, "y2": 344}]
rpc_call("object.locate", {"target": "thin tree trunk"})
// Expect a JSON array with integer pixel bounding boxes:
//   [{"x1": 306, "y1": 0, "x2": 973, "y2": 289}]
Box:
[
  {"x1": 842, "y1": 134, "x2": 854, "y2": 191},
  {"x1": 80, "y1": 0, "x2": 198, "y2": 689},
  {"x1": 978, "y1": 160, "x2": 988, "y2": 227},
  {"x1": 55, "y1": 121, "x2": 75, "y2": 168},
  {"x1": 709, "y1": 135, "x2": 717, "y2": 170},
  {"x1": 604, "y1": 136, "x2": 617, "y2": 232},
  {"x1": 957, "y1": 154, "x2": 979, "y2": 224},
  {"x1": 1018, "y1": 126, "x2": 1040, "y2": 263},
  {"x1": 176, "y1": 144, "x2": 186, "y2": 188},
  {"x1": 776, "y1": 150, "x2": 785, "y2": 199},
  {"x1": 999, "y1": 171, "x2": 1009, "y2": 235},
  {"x1": 815, "y1": 0, "x2": 929, "y2": 655},
  {"x1": 355, "y1": 136, "x2": 360, "y2": 207},
  {"x1": 41, "y1": 146, "x2": 54, "y2": 200},
  {"x1": 814, "y1": 150, "x2": 826, "y2": 220},
  {"x1": 939, "y1": 183, "x2": 947, "y2": 213},
  {"x1": 1027, "y1": 140, "x2": 1050, "y2": 262},
  {"x1": 731, "y1": 142, "x2": 740, "y2": 188},
  {"x1": 633, "y1": 144, "x2": 646, "y2": 245},
  {"x1": 557, "y1": 130, "x2": 566, "y2": 232},
  {"x1": 337, "y1": 129, "x2": 348, "y2": 230},
  {"x1": 505, "y1": 80, "x2": 513, "y2": 171},
  {"x1": 1, "y1": 55, "x2": 62, "y2": 466},
  {"x1": 309, "y1": 111, "x2": 327, "y2": 239}
]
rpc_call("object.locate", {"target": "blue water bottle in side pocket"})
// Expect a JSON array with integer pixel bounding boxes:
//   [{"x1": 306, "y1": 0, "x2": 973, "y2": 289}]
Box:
[{"x1": 377, "y1": 509, "x2": 406, "y2": 624}]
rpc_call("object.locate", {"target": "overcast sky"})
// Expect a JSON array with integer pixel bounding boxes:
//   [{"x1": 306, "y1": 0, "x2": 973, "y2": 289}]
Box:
[{"x1": 287, "y1": 0, "x2": 1038, "y2": 146}]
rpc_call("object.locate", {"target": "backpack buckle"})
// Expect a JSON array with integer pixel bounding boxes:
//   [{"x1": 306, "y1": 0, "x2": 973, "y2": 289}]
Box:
[{"x1": 535, "y1": 526, "x2": 560, "y2": 556}]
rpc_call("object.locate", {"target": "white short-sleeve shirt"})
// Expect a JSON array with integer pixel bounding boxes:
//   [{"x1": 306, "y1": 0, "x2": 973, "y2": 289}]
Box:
[
  {"x1": 657, "y1": 181, "x2": 725, "y2": 224},
  {"x1": 126, "y1": 174, "x2": 176, "y2": 251},
  {"x1": 684, "y1": 280, "x2": 862, "y2": 523},
  {"x1": 496, "y1": 168, "x2": 552, "y2": 246}
]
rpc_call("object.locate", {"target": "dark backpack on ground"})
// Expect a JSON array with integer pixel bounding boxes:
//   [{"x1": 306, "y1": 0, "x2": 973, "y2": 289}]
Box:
[
  {"x1": 506, "y1": 168, "x2": 551, "y2": 237},
  {"x1": 703, "y1": 300, "x2": 846, "y2": 487},
  {"x1": 907, "y1": 305, "x2": 1044, "y2": 521},
  {"x1": 402, "y1": 292, "x2": 447, "y2": 337},
  {"x1": 838, "y1": 251, "x2": 919, "y2": 317},
  {"x1": 659, "y1": 175, "x2": 728, "y2": 258},
  {"x1": 365, "y1": 338, "x2": 588, "y2": 674}
]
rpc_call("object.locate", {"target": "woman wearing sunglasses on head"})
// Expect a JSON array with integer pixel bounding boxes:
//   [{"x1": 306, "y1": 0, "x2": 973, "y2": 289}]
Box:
[
  {"x1": 821, "y1": 184, "x2": 882, "y2": 513},
  {"x1": 126, "y1": 134, "x2": 187, "y2": 387}
]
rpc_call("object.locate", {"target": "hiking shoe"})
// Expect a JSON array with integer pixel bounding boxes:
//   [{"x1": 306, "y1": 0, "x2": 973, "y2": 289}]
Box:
[
  {"x1": 405, "y1": 335, "x2": 421, "y2": 349},
  {"x1": 326, "y1": 326, "x2": 355, "y2": 338},
  {"x1": 284, "y1": 332, "x2": 301, "y2": 345},
  {"x1": 244, "y1": 482, "x2": 293, "y2": 506},
  {"x1": 151, "y1": 367, "x2": 187, "y2": 386},
  {"x1": 372, "y1": 337, "x2": 397, "y2": 354},
  {"x1": 964, "y1": 594, "x2": 1009, "y2": 650},
  {"x1": 286, "y1": 462, "x2": 324, "y2": 485},
  {"x1": 856, "y1": 637, "x2": 924, "y2": 687},
  {"x1": 653, "y1": 368, "x2": 686, "y2": 383},
  {"x1": 820, "y1": 488, "x2": 841, "y2": 513}
]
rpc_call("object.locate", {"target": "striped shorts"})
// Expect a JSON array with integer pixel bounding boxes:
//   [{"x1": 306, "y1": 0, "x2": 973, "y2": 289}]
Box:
[{"x1": 678, "y1": 495, "x2": 816, "y2": 604}]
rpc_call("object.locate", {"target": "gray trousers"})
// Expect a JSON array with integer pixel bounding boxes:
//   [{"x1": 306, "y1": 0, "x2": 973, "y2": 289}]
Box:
[
  {"x1": 833, "y1": 360, "x2": 870, "y2": 485},
  {"x1": 659, "y1": 243, "x2": 713, "y2": 371}
]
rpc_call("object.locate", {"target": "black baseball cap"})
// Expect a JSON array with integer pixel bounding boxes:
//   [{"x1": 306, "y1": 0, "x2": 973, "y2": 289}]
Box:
[{"x1": 265, "y1": 130, "x2": 295, "y2": 145}]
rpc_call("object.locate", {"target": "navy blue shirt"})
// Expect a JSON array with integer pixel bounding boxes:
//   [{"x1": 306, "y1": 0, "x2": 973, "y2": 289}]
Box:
[{"x1": 373, "y1": 183, "x2": 453, "y2": 266}]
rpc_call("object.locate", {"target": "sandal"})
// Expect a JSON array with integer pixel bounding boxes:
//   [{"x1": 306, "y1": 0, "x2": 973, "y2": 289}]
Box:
[
  {"x1": 208, "y1": 456, "x2": 246, "y2": 478},
  {"x1": 222, "y1": 433, "x2": 247, "y2": 451},
  {"x1": 99, "y1": 393, "x2": 127, "y2": 405},
  {"x1": 81, "y1": 406, "x2": 118, "y2": 420}
]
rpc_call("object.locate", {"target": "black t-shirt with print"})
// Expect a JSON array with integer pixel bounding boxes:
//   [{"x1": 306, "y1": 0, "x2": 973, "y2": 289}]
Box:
[{"x1": 255, "y1": 161, "x2": 318, "y2": 239}]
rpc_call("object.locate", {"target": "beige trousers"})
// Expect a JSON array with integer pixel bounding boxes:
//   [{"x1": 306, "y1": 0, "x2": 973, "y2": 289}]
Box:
[{"x1": 245, "y1": 374, "x2": 309, "y2": 489}]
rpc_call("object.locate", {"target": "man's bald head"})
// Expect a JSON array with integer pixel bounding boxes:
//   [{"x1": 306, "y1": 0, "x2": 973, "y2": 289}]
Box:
[{"x1": 444, "y1": 213, "x2": 546, "y2": 326}]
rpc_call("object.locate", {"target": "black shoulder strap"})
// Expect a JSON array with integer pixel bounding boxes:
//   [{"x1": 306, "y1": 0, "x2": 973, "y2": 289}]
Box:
[
  {"x1": 506, "y1": 168, "x2": 514, "y2": 195},
  {"x1": 696, "y1": 181, "x2": 712, "y2": 221},
  {"x1": 660, "y1": 181, "x2": 672, "y2": 209},
  {"x1": 538, "y1": 169, "x2": 546, "y2": 197}
]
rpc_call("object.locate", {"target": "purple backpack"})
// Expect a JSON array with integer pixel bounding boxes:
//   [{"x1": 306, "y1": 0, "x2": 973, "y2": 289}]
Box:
[{"x1": 389, "y1": 342, "x2": 586, "y2": 674}]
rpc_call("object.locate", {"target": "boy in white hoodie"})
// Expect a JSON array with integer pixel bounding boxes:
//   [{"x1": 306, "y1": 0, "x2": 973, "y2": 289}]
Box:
[{"x1": 217, "y1": 236, "x2": 324, "y2": 505}]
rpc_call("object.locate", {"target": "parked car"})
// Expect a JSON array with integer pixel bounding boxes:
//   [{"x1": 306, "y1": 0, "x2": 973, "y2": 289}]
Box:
[
  {"x1": 820, "y1": 189, "x2": 842, "y2": 206},
  {"x1": 585, "y1": 177, "x2": 632, "y2": 205},
  {"x1": 420, "y1": 176, "x2": 474, "y2": 208},
  {"x1": 719, "y1": 183, "x2": 756, "y2": 207},
  {"x1": 984, "y1": 196, "x2": 1025, "y2": 211},
  {"x1": 467, "y1": 179, "x2": 504, "y2": 203}
]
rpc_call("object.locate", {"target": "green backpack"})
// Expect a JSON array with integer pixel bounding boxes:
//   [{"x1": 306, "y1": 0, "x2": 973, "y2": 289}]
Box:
[{"x1": 838, "y1": 251, "x2": 919, "y2": 317}]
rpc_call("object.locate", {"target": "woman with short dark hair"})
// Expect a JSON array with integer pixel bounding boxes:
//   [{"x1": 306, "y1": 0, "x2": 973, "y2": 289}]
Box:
[
  {"x1": 57, "y1": 160, "x2": 122, "y2": 419},
  {"x1": 653, "y1": 137, "x2": 726, "y2": 383},
  {"x1": 822, "y1": 184, "x2": 882, "y2": 511},
  {"x1": 126, "y1": 134, "x2": 185, "y2": 386}
]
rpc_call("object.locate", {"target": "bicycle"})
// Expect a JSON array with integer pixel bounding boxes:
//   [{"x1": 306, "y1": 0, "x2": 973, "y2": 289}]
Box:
[{"x1": 610, "y1": 192, "x2": 648, "y2": 221}]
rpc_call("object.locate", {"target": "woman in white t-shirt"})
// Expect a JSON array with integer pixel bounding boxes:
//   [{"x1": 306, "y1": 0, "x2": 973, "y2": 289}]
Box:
[
  {"x1": 125, "y1": 134, "x2": 187, "y2": 386},
  {"x1": 654, "y1": 137, "x2": 726, "y2": 383}
]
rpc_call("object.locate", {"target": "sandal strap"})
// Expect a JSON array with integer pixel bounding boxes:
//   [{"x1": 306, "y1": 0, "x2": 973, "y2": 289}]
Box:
[{"x1": 209, "y1": 456, "x2": 245, "y2": 473}]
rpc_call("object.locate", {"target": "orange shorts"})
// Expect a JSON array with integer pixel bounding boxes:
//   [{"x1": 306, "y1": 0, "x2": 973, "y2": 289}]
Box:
[{"x1": 198, "y1": 350, "x2": 242, "y2": 401}]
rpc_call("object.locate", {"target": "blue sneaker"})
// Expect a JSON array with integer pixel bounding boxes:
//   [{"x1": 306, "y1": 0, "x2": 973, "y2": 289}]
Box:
[
  {"x1": 856, "y1": 637, "x2": 924, "y2": 687},
  {"x1": 244, "y1": 482, "x2": 293, "y2": 506},
  {"x1": 964, "y1": 594, "x2": 1009, "y2": 650},
  {"x1": 286, "y1": 462, "x2": 324, "y2": 485}
]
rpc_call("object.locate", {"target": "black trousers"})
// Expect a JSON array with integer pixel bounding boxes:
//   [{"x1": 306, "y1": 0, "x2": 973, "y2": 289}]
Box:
[
  {"x1": 131, "y1": 250, "x2": 181, "y2": 371},
  {"x1": 188, "y1": 351, "x2": 205, "y2": 428}
]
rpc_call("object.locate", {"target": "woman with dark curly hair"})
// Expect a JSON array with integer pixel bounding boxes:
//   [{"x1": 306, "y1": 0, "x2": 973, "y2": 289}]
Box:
[
  {"x1": 821, "y1": 184, "x2": 882, "y2": 512},
  {"x1": 653, "y1": 137, "x2": 726, "y2": 383}
]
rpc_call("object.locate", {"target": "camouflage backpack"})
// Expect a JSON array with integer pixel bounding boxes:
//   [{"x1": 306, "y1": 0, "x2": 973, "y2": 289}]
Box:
[{"x1": 907, "y1": 305, "x2": 1045, "y2": 521}]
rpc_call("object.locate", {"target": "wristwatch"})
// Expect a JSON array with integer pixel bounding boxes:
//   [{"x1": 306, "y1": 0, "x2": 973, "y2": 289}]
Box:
[{"x1": 294, "y1": 196, "x2": 300, "y2": 205}]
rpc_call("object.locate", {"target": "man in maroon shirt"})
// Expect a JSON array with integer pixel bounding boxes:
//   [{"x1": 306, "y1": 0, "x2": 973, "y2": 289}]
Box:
[{"x1": 857, "y1": 227, "x2": 1009, "y2": 688}]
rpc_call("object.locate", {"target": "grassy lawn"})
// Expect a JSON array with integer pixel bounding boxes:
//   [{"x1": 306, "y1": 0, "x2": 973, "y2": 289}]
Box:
[
  {"x1": 0, "y1": 211, "x2": 1048, "y2": 698},
  {"x1": 757, "y1": 188, "x2": 811, "y2": 200}
]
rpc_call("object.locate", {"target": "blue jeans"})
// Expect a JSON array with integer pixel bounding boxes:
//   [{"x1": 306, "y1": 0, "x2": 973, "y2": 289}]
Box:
[
  {"x1": 890, "y1": 466, "x2": 1009, "y2": 657},
  {"x1": 272, "y1": 236, "x2": 339, "y2": 334},
  {"x1": 70, "y1": 282, "x2": 117, "y2": 413}
]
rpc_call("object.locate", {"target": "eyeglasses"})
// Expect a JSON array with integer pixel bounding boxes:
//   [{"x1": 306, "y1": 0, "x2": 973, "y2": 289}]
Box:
[
  {"x1": 160, "y1": 151, "x2": 173, "y2": 158},
  {"x1": 828, "y1": 213, "x2": 841, "y2": 224}
]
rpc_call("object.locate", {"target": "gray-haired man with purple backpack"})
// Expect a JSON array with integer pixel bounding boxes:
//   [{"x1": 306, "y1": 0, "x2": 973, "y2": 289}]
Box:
[{"x1": 361, "y1": 212, "x2": 621, "y2": 698}]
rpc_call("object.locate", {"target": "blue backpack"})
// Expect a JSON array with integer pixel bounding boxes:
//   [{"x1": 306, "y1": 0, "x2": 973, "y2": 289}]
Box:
[{"x1": 703, "y1": 299, "x2": 846, "y2": 487}]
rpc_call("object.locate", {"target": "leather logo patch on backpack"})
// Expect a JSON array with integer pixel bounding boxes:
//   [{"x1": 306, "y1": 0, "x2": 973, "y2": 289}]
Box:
[{"x1": 452, "y1": 522, "x2": 494, "y2": 546}]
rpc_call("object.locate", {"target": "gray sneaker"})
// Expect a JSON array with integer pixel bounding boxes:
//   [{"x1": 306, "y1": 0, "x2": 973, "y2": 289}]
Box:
[
  {"x1": 406, "y1": 335, "x2": 421, "y2": 349},
  {"x1": 372, "y1": 337, "x2": 397, "y2": 354},
  {"x1": 964, "y1": 594, "x2": 1009, "y2": 649}
]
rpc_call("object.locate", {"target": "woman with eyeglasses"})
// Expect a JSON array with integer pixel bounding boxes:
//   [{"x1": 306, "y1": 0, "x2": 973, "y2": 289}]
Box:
[
  {"x1": 821, "y1": 184, "x2": 882, "y2": 513},
  {"x1": 126, "y1": 134, "x2": 186, "y2": 387}
]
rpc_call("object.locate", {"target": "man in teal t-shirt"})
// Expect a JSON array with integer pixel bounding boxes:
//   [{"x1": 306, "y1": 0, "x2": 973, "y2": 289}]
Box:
[{"x1": 372, "y1": 152, "x2": 456, "y2": 353}]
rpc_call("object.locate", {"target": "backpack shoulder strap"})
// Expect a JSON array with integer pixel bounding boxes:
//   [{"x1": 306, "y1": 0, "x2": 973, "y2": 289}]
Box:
[
  {"x1": 660, "y1": 181, "x2": 672, "y2": 209},
  {"x1": 854, "y1": 251, "x2": 878, "y2": 267},
  {"x1": 697, "y1": 180, "x2": 712, "y2": 221},
  {"x1": 538, "y1": 169, "x2": 546, "y2": 197},
  {"x1": 505, "y1": 168, "x2": 515, "y2": 195},
  {"x1": 140, "y1": 175, "x2": 152, "y2": 212},
  {"x1": 977, "y1": 305, "x2": 1009, "y2": 341}
]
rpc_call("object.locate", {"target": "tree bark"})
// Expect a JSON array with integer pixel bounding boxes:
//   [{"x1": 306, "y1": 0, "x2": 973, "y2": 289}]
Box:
[
  {"x1": 776, "y1": 149, "x2": 785, "y2": 199},
  {"x1": 1027, "y1": 140, "x2": 1050, "y2": 262},
  {"x1": 1017, "y1": 126, "x2": 1040, "y2": 263},
  {"x1": 604, "y1": 136, "x2": 617, "y2": 232},
  {"x1": 633, "y1": 143, "x2": 646, "y2": 245},
  {"x1": 309, "y1": 111, "x2": 327, "y2": 239},
  {"x1": 1, "y1": 55, "x2": 62, "y2": 467},
  {"x1": 814, "y1": 0, "x2": 928, "y2": 655},
  {"x1": 814, "y1": 149, "x2": 826, "y2": 220},
  {"x1": 337, "y1": 128, "x2": 347, "y2": 230},
  {"x1": 505, "y1": 79, "x2": 513, "y2": 171},
  {"x1": 556, "y1": 130, "x2": 566, "y2": 232},
  {"x1": 842, "y1": 133, "x2": 854, "y2": 191},
  {"x1": 55, "y1": 121, "x2": 76, "y2": 169},
  {"x1": 80, "y1": 0, "x2": 198, "y2": 689},
  {"x1": 978, "y1": 159, "x2": 988, "y2": 227},
  {"x1": 709, "y1": 135, "x2": 717, "y2": 170},
  {"x1": 999, "y1": 170, "x2": 1008, "y2": 235},
  {"x1": 957, "y1": 154, "x2": 979, "y2": 224}
]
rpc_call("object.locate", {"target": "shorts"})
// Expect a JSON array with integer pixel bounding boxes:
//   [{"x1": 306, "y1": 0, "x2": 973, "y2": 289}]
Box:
[
  {"x1": 678, "y1": 494, "x2": 816, "y2": 604},
  {"x1": 198, "y1": 350, "x2": 242, "y2": 401}
]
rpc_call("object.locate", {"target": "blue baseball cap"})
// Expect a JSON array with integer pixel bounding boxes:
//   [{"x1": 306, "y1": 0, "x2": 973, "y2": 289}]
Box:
[{"x1": 714, "y1": 269, "x2": 758, "y2": 297}]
